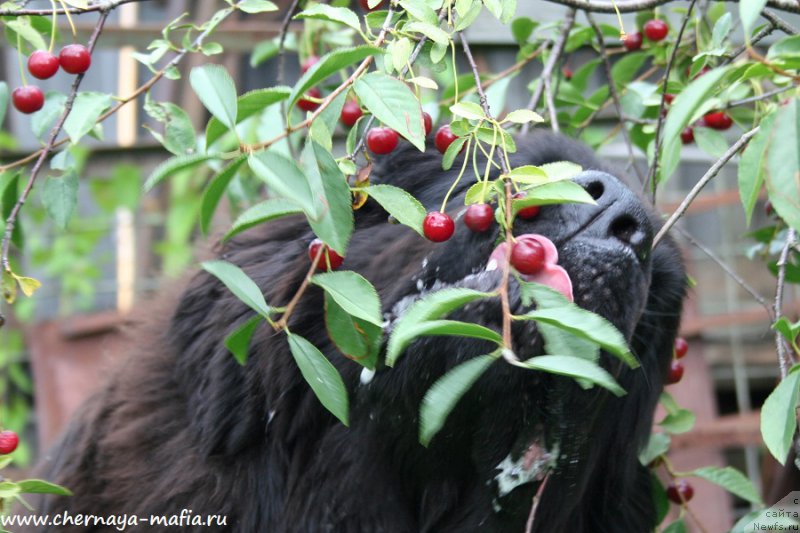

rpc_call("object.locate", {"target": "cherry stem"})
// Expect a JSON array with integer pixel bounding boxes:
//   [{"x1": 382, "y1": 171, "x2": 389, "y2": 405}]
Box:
[{"x1": 274, "y1": 245, "x2": 322, "y2": 331}]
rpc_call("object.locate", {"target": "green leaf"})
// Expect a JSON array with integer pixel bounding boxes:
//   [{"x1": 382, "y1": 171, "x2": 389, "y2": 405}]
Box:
[
  {"x1": 200, "y1": 157, "x2": 246, "y2": 235},
  {"x1": 693, "y1": 126, "x2": 729, "y2": 159},
  {"x1": 41, "y1": 170, "x2": 78, "y2": 229},
  {"x1": 286, "y1": 333, "x2": 349, "y2": 425},
  {"x1": 538, "y1": 323, "x2": 600, "y2": 362},
  {"x1": 302, "y1": 140, "x2": 354, "y2": 255},
  {"x1": 509, "y1": 165, "x2": 548, "y2": 185},
  {"x1": 405, "y1": 21, "x2": 450, "y2": 45},
  {"x1": 514, "y1": 355, "x2": 625, "y2": 396},
  {"x1": 248, "y1": 151, "x2": 316, "y2": 217},
  {"x1": 774, "y1": 317, "x2": 800, "y2": 347},
  {"x1": 761, "y1": 367, "x2": 800, "y2": 465},
  {"x1": 290, "y1": 46, "x2": 382, "y2": 112},
  {"x1": 540, "y1": 161, "x2": 583, "y2": 182},
  {"x1": 511, "y1": 16, "x2": 536, "y2": 43},
  {"x1": 206, "y1": 87, "x2": 291, "y2": 146},
  {"x1": 190, "y1": 64, "x2": 238, "y2": 131},
  {"x1": 5, "y1": 18, "x2": 47, "y2": 50},
  {"x1": 1, "y1": 172, "x2": 22, "y2": 248},
  {"x1": 739, "y1": 111, "x2": 775, "y2": 225},
  {"x1": 419, "y1": 354, "x2": 497, "y2": 445},
  {"x1": 324, "y1": 293, "x2": 382, "y2": 369},
  {"x1": 295, "y1": 3, "x2": 360, "y2": 31},
  {"x1": 224, "y1": 315, "x2": 262, "y2": 365},
  {"x1": 512, "y1": 181, "x2": 595, "y2": 214},
  {"x1": 711, "y1": 12, "x2": 732, "y2": 48},
  {"x1": 740, "y1": 0, "x2": 769, "y2": 40},
  {"x1": 662, "y1": 519, "x2": 688, "y2": 533},
  {"x1": 442, "y1": 136, "x2": 468, "y2": 171},
  {"x1": 503, "y1": 109, "x2": 543, "y2": 125},
  {"x1": 311, "y1": 271, "x2": 382, "y2": 326},
  {"x1": 520, "y1": 306, "x2": 636, "y2": 367},
  {"x1": 399, "y1": 0, "x2": 438, "y2": 24},
  {"x1": 353, "y1": 72, "x2": 425, "y2": 151},
  {"x1": 16, "y1": 479, "x2": 72, "y2": 496},
  {"x1": 144, "y1": 153, "x2": 217, "y2": 192},
  {"x1": 450, "y1": 101, "x2": 486, "y2": 121},
  {"x1": 237, "y1": 0, "x2": 278, "y2": 13},
  {"x1": 0, "y1": 82, "x2": 8, "y2": 128},
  {"x1": 63, "y1": 92, "x2": 112, "y2": 143},
  {"x1": 659, "y1": 407, "x2": 696, "y2": 434},
  {"x1": 144, "y1": 100, "x2": 196, "y2": 156},
  {"x1": 764, "y1": 99, "x2": 800, "y2": 234},
  {"x1": 401, "y1": 320, "x2": 503, "y2": 346},
  {"x1": 224, "y1": 199, "x2": 302, "y2": 241},
  {"x1": 364, "y1": 184, "x2": 426, "y2": 236},
  {"x1": 201, "y1": 260, "x2": 271, "y2": 318},
  {"x1": 660, "y1": 66, "x2": 730, "y2": 182},
  {"x1": 639, "y1": 432, "x2": 671, "y2": 466},
  {"x1": 692, "y1": 466, "x2": 763, "y2": 505},
  {"x1": 387, "y1": 288, "x2": 495, "y2": 366}
]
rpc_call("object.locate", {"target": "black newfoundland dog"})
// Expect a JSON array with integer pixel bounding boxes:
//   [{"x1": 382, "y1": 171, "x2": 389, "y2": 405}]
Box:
[{"x1": 25, "y1": 132, "x2": 685, "y2": 532}]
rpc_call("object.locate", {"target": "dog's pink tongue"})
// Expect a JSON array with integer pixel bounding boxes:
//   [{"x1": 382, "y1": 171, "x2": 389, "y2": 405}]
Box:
[{"x1": 486, "y1": 234, "x2": 574, "y2": 302}]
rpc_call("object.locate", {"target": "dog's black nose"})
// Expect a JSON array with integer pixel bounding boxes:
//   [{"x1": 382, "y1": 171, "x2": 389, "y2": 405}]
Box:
[{"x1": 572, "y1": 171, "x2": 653, "y2": 260}]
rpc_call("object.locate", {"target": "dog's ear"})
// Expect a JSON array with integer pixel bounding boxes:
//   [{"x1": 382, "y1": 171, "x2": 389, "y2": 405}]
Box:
[{"x1": 169, "y1": 269, "x2": 268, "y2": 457}]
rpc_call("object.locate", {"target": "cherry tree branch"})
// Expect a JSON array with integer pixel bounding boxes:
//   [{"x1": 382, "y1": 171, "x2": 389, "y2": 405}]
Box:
[
  {"x1": 774, "y1": 228, "x2": 797, "y2": 379},
  {"x1": 2, "y1": 9, "x2": 111, "y2": 272},
  {"x1": 521, "y1": 9, "x2": 576, "y2": 135},
  {"x1": 652, "y1": 126, "x2": 759, "y2": 248},
  {"x1": 725, "y1": 85, "x2": 794, "y2": 108},
  {"x1": 0, "y1": 0, "x2": 143, "y2": 16},
  {"x1": 541, "y1": 0, "x2": 800, "y2": 15}
]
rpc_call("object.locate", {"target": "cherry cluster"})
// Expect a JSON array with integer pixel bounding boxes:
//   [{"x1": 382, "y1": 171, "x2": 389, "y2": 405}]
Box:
[
  {"x1": 12, "y1": 44, "x2": 91, "y2": 114},
  {"x1": 667, "y1": 336, "x2": 689, "y2": 384}
]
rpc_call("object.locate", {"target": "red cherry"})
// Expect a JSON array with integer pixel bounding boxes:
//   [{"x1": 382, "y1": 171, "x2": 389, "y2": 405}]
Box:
[
  {"x1": 0, "y1": 430, "x2": 19, "y2": 455},
  {"x1": 12, "y1": 86, "x2": 44, "y2": 114},
  {"x1": 28, "y1": 50, "x2": 60, "y2": 79},
  {"x1": 644, "y1": 20, "x2": 669, "y2": 42},
  {"x1": 664, "y1": 93, "x2": 675, "y2": 104},
  {"x1": 301, "y1": 55, "x2": 319, "y2": 74},
  {"x1": 59, "y1": 44, "x2": 91, "y2": 74},
  {"x1": 666, "y1": 360, "x2": 684, "y2": 385},
  {"x1": 511, "y1": 239, "x2": 546, "y2": 275},
  {"x1": 423, "y1": 112, "x2": 433, "y2": 136},
  {"x1": 562, "y1": 67, "x2": 573, "y2": 80},
  {"x1": 680, "y1": 127, "x2": 694, "y2": 144},
  {"x1": 703, "y1": 111, "x2": 733, "y2": 130},
  {"x1": 463, "y1": 203, "x2": 494, "y2": 233},
  {"x1": 623, "y1": 32, "x2": 643, "y2": 51},
  {"x1": 423, "y1": 211, "x2": 455, "y2": 242},
  {"x1": 366, "y1": 127, "x2": 399, "y2": 155},
  {"x1": 666, "y1": 480, "x2": 694, "y2": 504},
  {"x1": 674, "y1": 337, "x2": 689, "y2": 359},
  {"x1": 340, "y1": 100, "x2": 363, "y2": 127},
  {"x1": 308, "y1": 238, "x2": 344, "y2": 271},
  {"x1": 359, "y1": 0, "x2": 386, "y2": 10},
  {"x1": 513, "y1": 192, "x2": 541, "y2": 220},
  {"x1": 298, "y1": 87, "x2": 322, "y2": 112},
  {"x1": 434, "y1": 125, "x2": 459, "y2": 154}
]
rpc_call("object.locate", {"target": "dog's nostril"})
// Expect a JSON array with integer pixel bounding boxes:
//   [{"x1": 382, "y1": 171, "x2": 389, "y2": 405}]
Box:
[
  {"x1": 610, "y1": 214, "x2": 647, "y2": 250},
  {"x1": 585, "y1": 181, "x2": 604, "y2": 200}
]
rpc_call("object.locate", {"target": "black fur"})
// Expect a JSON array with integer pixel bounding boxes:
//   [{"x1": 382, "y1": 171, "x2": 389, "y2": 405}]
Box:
[{"x1": 24, "y1": 132, "x2": 685, "y2": 532}]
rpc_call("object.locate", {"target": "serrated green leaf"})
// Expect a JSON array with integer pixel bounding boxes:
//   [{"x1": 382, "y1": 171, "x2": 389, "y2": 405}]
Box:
[
  {"x1": 761, "y1": 367, "x2": 800, "y2": 465},
  {"x1": 202, "y1": 260, "x2": 271, "y2": 318},
  {"x1": 764, "y1": 99, "x2": 800, "y2": 234},
  {"x1": 692, "y1": 466, "x2": 763, "y2": 505},
  {"x1": 508, "y1": 165, "x2": 548, "y2": 185},
  {"x1": 364, "y1": 184, "x2": 426, "y2": 236},
  {"x1": 248, "y1": 151, "x2": 316, "y2": 217},
  {"x1": 514, "y1": 355, "x2": 625, "y2": 396},
  {"x1": 540, "y1": 161, "x2": 582, "y2": 182},
  {"x1": 324, "y1": 293, "x2": 382, "y2": 369},
  {"x1": 295, "y1": 4, "x2": 360, "y2": 31},
  {"x1": 190, "y1": 64, "x2": 238, "y2": 131},
  {"x1": 450, "y1": 101, "x2": 486, "y2": 121},
  {"x1": 420, "y1": 354, "x2": 497, "y2": 445},
  {"x1": 206, "y1": 87, "x2": 291, "y2": 146},
  {"x1": 405, "y1": 21, "x2": 450, "y2": 45},
  {"x1": 503, "y1": 109, "x2": 543, "y2": 124},
  {"x1": 41, "y1": 170, "x2": 78, "y2": 229},
  {"x1": 302, "y1": 140, "x2": 353, "y2": 254},
  {"x1": 739, "y1": 111, "x2": 775, "y2": 226},
  {"x1": 520, "y1": 306, "x2": 636, "y2": 367},
  {"x1": 145, "y1": 100, "x2": 196, "y2": 156},
  {"x1": 200, "y1": 157, "x2": 246, "y2": 235},
  {"x1": 287, "y1": 333, "x2": 349, "y2": 425},
  {"x1": 512, "y1": 181, "x2": 595, "y2": 213},
  {"x1": 741, "y1": 0, "x2": 769, "y2": 40},
  {"x1": 401, "y1": 320, "x2": 503, "y2": 346},
  {"x1": 639, "y1": 432, "x2": 671, "y2": 466},
  {"x1": 387, "y1": 288, "x2": 494, "y2": 366},
  {"x1": 311, "y1": 271, "x2": 382, "y2": 326},
  {"x1": 224, "y1": 199, "x2": 302, "y2": 241},
  {"x1": 63, "y1": 92, "x2": 112, "y2": 143},
  {"x1": 224, "y1": 315, "x2": 261, "y2": 365},
  {"x1": 659, "y1": 407, "x2": 696, "y2": 434},
  {"x1": 354, "y1": 72, "x2": 425, "y2": 150},
  {"x1": 144, "y1": 153, "x2": 217, "y2": 192},
  {"x1": 693, "y1": 126, "x2": 729, "y2": 159},
  {"x1": 442, "y1": 135, "x2": 468, "y2": 171}
]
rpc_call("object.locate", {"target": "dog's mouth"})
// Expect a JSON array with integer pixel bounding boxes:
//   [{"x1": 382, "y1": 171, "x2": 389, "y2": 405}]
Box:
[{"x1": 485, "y1": 233, "x2": 573, "y2": 302}]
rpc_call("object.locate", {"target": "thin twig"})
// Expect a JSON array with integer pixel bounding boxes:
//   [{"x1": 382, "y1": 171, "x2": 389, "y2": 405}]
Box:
[
  {"x1": 676, "y1": 227, "x2": 773, "y2": 317},
  {"x1": 645, "y1": 0, "x2": 697, "y2": 199},
  {"x1": 652, "y1": 126, "x2": 759, "y2": 248},
  {"x1": 539, "y1": 0, "x2": 800, "y2": 15},
  {"x1": 2, "y1": 9, "x2": 111, "y2": 271},
  {"x1": 586, "y1": 11, "x2": 644, "y2": 184},
  {"x1": 0, "y1": 0, "x2": 143, "y2": 16},
  {"x1": 277, "y1": 0, "x2": 302, "y2": 159},
  {"x1": 774, "y1": 228, "x2": 797, "y2": 379},
  {"x1": 723, "y1": 21, "x2": 778, "y2": 65},
  {"x1": 726, "y1": 85, "x2": 795, "y2": 108},
  {"x1": 762, "y1": 10, "x2": 798, "y2": 35},
  {"x1": 521, "y1": 9, "x2": 576, "y2": 135},
  {"x1": 524, "y1": 473, "x2": 550, "y2": 533}
]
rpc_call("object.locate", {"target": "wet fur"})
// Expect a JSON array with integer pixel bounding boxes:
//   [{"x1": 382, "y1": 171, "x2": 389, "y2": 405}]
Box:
[{"x1": 25, "y1": 132, "x2": 685, "y2": 532}]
